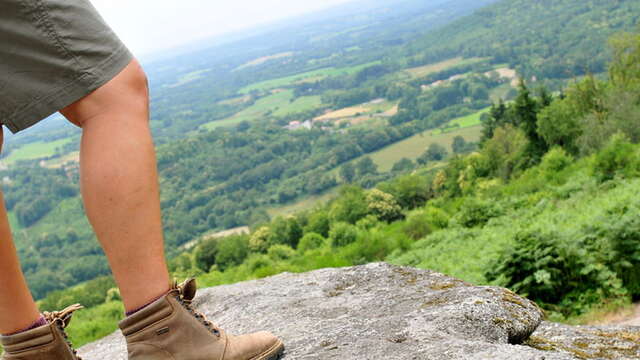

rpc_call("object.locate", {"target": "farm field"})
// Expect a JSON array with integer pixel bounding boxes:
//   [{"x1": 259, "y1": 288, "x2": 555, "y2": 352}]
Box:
[
  {"x1": 201, "y1": 90, "x2": 322, "y2": 130},
  {"x1": 404, "y1": 57, "x2": 485, "y2": 78},
  {"x1": 166, "y1": 69, "x2": 211, "y2": 88},
  {"x1": 42, "y1": 151, "x2": 80, "y2": 168},
  {"x1": 266, "y1": 188, "x2": 339, "y2": 218},
  {"x1": 432, "y1": 107, "x2": 490, "y2": 134},
  {"x1": 2, "y1": 137, "x2": 74, "y2": 165},
  {"x1": 367, "y1": 125, "x2": 482, "y2": 172},
  {"x1": 314, "y1": 99, "x2": 397, "y2": 123},
  {"x1": 238, "y1": 60, "x2": 381, "y2": 94},
  {"x1": 236, "y1": 52, "x2": 294, "y2": 70},
  {"x1": 273, "y1": 95, "x2": 322, "y2": 116}
]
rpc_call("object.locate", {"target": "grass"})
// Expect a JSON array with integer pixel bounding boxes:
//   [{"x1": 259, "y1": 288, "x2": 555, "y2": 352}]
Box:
[
  {"x1": 7, "y1": 211, "x2": 22, "y2": 231},
  {"x1": 266, "y1": 188, "x2": 339, "y2": 217},
  {"x1": 238, "y1": 61, "x2": 381, "y2": 94},
  {"x1": 490, "y1": 83, "x2": 516, "y2": 102},
  {"x1": 273, "y1": 95, "x2": 322, "y2": 117},
  {"x1": 3, "y1": 138, "x2": 74, "y2": 165},
  {"x1": 201, "y1": 90, "x2": 323, "y2": 130}
]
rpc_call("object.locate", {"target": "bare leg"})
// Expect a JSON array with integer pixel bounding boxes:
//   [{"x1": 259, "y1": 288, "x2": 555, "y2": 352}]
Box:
[
  {"x1": 0, "y1": 128, "x2": 41, "y2": 335},
  {"x1": 60, "y1": 59, "x2": 170, "y2": 313}
]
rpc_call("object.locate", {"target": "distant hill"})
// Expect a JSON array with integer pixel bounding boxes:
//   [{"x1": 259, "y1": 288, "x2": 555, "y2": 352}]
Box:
[{"x1": 399, "y1": 0, "x2": 640, "y2": 79}]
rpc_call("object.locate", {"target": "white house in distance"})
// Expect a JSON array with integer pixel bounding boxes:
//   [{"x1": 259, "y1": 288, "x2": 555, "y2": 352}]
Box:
[{"x1": 285, "y1": 120, "x2": 313, "y2": 130}]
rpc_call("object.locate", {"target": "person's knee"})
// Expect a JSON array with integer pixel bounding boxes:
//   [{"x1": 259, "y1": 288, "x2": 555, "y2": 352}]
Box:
[{"x1": 61, "y1": 59, "x2": 149, "y2": 127}]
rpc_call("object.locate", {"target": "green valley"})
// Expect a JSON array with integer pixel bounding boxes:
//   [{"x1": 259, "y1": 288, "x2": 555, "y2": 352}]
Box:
[{"x1": 0, "y1": 0, "x2": 638, "y2": 352}]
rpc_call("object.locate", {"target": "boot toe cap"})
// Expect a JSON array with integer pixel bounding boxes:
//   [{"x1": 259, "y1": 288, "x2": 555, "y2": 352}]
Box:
[{"x1": 225, "y1": 331, "x2": 284, "y2": 360}]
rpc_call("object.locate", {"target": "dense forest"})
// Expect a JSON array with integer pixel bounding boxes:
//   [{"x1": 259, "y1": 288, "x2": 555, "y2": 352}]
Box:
[{"x1": 0, "y1": 0, "x2": 638, "y2": 309}]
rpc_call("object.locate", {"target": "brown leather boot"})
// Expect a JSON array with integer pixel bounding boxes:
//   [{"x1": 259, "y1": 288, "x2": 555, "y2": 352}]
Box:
[
  {"x1": 118, "y1": 279, "x2": 284, "y2": 360},
  {"x1": 0, "y1": 304, "x2": 84, "y2": 360}
]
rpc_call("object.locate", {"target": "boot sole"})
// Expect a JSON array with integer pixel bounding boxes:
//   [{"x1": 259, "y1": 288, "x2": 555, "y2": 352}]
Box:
[{"x1": 252, "y1": 339, "x2": 285, "y2": 360}]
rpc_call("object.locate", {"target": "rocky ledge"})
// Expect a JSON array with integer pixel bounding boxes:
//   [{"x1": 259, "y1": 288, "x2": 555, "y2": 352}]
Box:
[{"x1": 80, "y1": 263, "x2": 639, "y2": 359}]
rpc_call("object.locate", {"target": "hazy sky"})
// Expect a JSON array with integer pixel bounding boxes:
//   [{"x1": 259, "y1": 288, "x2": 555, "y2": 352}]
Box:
[{"x1": 91, "y1": 0, "x2": 355, "y2": 56}]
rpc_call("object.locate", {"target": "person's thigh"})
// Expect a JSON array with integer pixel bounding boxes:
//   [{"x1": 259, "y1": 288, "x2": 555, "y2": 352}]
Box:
[{"x1": 0, "y1": 0, "x2": 132, "y2": 134}]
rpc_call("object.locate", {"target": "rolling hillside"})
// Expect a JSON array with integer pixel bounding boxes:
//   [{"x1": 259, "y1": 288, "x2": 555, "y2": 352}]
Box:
[{"x1": 1, "y1": 0, "x2": 638, "y2": 302}]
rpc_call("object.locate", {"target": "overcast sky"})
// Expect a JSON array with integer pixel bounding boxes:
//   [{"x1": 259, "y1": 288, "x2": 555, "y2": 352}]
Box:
[{"x1": 90, "y1": 0, "x2": 355, "y2": 56}]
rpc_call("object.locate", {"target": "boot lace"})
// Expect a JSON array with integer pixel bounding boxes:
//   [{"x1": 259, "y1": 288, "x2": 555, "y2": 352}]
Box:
[
  {"x1": 43, "y1": 304, "x2": 84, "y2": 360},
  {"x1": 175, "y1": 279, "x2": 221, "y2": 337}
]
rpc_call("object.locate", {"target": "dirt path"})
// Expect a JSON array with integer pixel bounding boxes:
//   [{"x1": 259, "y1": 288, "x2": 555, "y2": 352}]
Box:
[
  {"x1": 618, "y1": 304, "x2": 640, "y2": 326},
  {"x1": 588, "y1": 303, "x2": 640, "y2": 326}
]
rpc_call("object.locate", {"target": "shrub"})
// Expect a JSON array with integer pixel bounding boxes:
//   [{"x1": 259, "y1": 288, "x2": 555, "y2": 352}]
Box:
[
  {"x1": 297, "y1": 232, "x2": 326, "y2": 253},
  {"x1": 486, "y1": 229, "x2": 624, "y2": 316},
  {"x1": 481, "y1": 125, "x2": 529, "y2": 180},
  {"x1": 304, "y1": 210, "x2": 331, "y2": 237},
  {"x1": 249, "y1": 226, "x2": 271, "y2": 253},
  {"x1": 455, "y1": 198, "x2": 503, "y2": 228},
  {"x1": 329, "y1": 222, "x2": 359, "y2": 247},
  {"x1": 194, "y1": 238, "x2": 219, "y2": 272},
  {"x1": 589, "y1": 206, "x2": 640, "y2": 297},
  {"x1": 215, "y1": 235, "x2": 250, "y2": 271},
  {"x1": 329, "y1": 186, "x2": 369, "y2": 224},
  {"x1": 424, "y1": 206, "x2": 450, "y2": 230},
  {"x1": 245, "y1": 254, "x2": 274, "y2": 273},
  {"x1": 403, "y1": 211, "x2": 432, "y2": 240},
  {"x1": 366, "y1": 189, "x2": 403, "y2": 222},
  {"x1": 378, "y1": 173, "x2": 431, "y2": 209},
  {"x1": 270, "y1": 216, "x2": 303, "y2": 248},
  {"x1": 540, "y1": 147, "x2": 573, "y2": 175},
  {"x1": 592, "y1": 133, "x2": 640, "y2": 182},
  {"x1": 356, "y1": 214, "x2": 380, "y2": 230},
  {"x1": 267, "y1": 244, "x2": 296, "y2": 261}
]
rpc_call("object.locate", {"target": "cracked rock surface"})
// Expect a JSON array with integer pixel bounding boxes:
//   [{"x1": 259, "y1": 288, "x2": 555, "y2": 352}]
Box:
[{"x1": 79, "y1": 263, "x2": 639, "y2": 359}]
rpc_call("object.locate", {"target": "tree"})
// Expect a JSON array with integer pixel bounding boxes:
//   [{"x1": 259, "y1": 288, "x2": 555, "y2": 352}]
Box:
[
  {"x1": 215, "y1": 235, "x2": 250, "y2": 271},
  {"x1": 481, "y1": 125, "x2": 529, "y2": 180},
  {"x1": 340, "y1": 163, "x2": 356, "y2": 183},
  {"x1": 329, "y1": 186, "x2": 369, "y2": 224},
  {"x1": 366, "y1": 189, "x2": 403, "y2": 222},
  {"x1": 304, "y1": 210, "x2": 331, "y2": 237},
  {"x1": 194, "y1": 238, "x2": 219, "y2": 272},
  {"x1": 513, "y1": 80, "x2": 548, "y2": 159},
  {"x1": 425, "y1": 143, "x2": 449, "y2": 162},
  {"x1": 481, "y1": 100, "x2": 508, "y2": 143},
  {"x1": 356, "y1": 157, "x2": 378, "y2": 177},
  {"x1": 270, "y1": 216, "x2": 303, "y2": 248},
  {"x1": 609, "y1": 31, "x2": 640, "y2": 90},
  {"x1": 537, "y1": 98, "x2": 582, "y2": 154},
  {"x1": 452, "y1": 136, "x2": 467, "y2": 154},
  {"x1": 391, "y1": 158, "x2": 414, "y2": 172},
  {"x1": 297, "y1": 233, "x2": 326, "y2": 253}
]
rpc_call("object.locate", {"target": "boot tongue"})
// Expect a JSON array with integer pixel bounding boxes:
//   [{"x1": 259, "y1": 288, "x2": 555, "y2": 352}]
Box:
[{"x1": 178, "y1": 278, "x2": 198, "y2": 301}]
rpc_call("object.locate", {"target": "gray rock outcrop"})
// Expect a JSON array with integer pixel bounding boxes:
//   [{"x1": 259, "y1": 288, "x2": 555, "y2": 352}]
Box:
[{"x1": 79, "y1": 263, "x2": 640, "y2": 359}]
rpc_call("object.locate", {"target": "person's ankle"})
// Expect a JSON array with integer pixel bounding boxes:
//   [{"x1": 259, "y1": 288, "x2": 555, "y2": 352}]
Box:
[
  {"x1": 125, "y1": 291, "x2": 170, "y2": 317},
  {"x1": 1, "y1": 315, "x2": 47, "y2": 336}
]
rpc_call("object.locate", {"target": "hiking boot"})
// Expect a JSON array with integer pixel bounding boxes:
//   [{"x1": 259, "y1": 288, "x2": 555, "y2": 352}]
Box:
[
  {"x1": 118, "y1": 278, "x2": 285, "y2": 360},
  {"x1": 0, "y1": 304, "x2": 84, "y2": 360}
]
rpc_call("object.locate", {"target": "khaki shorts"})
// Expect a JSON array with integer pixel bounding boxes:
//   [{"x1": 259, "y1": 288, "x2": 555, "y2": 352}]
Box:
[{"x1": 0, "y1": 0, "x2": 133, "y2": 133}]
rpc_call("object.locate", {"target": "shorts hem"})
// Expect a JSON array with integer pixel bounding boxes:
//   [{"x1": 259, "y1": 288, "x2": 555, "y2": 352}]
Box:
[{"x1": 3, "y1": 44, "x2": 133, "y2": 134}]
